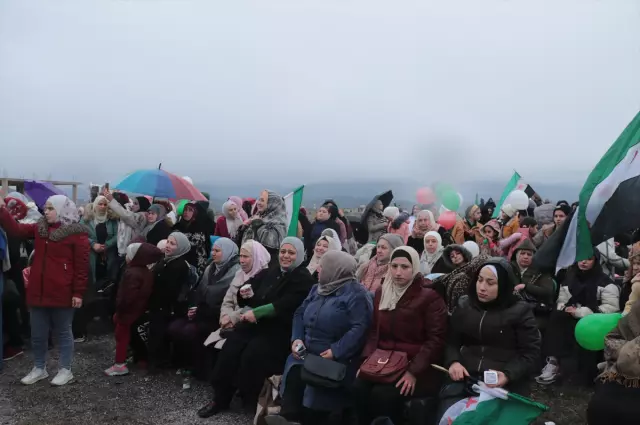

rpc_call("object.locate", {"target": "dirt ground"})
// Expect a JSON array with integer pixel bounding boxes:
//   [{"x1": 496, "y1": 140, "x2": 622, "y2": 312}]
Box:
[
  {"x1": 0, "y1": 332, "x2": 592, "y2": 425},
  {"x1": 0, "y1": 334, "x2": 252, "y2": 425}
]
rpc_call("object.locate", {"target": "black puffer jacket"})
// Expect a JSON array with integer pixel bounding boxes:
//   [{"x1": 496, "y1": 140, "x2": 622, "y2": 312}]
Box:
[{"x1": 444, "y1": 257, "x2": 541, "y2": 387}]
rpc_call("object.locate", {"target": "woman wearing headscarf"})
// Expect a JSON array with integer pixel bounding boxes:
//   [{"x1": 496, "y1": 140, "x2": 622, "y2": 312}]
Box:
[
  {"x1": 241, "y1": 190, "x2": 288, "y2": 263},
  {"x1": 73, "y1": 196, "x2": 119, "y2": 341},
  {"x1": 272, "y1": 251, "x2": 373, "y2": 424},
  {"x1": 353, "y1": 246, "x2": 448, "y2": 425},
  {"x1": 431, "y1": 245, "x2": 490, "y2": 313},
  {"x1": 407, "y1": 210, "x2": 444, "y2": 256},
  {"x1": 535, "y1": 254, "x2": 619, "y2": 386},
  {"x1": 306, "y1": 235, "x2": 342, "y2": 280},
  {"x1": 356, "y1": 234, "x2": 404, "y2": 293},
  {"x1": 420, "y1": 231, "x2": 448, "y2": 276},
  {"x1": 168, "y1": 237, "x2": 241, "y2": 380},
  {"x1": 83, "y1": 196, "x2": 119, "y2": 285},
  {"x1": 383, "y1": 206, "x2": 410, "y2": 243},
  {"x1": 174, "y1": 201, "x2": 212, "y2": 275},
  {"x1": 219, "y1": 240, "x2": 272, "y2": 329},
  {"x1": 0, "y1": 195, "x2": 89, "y2": 386},
  {"x1": 198, "y1": 237, "x2": 314, "y2": 418},
  {"x1": 142, "y1": 204, "x2": 173, "y2": 246},
  {"x1": 587, "y1": 302, "x2": 640, "y2": 425},
  {"x1": 104, "y1": 243, "x2": 163, "y2": 377},
  {"x1": 103, "y1": 190, "x2": 149, "y2": 262},
  {"x1": 228, "y1": 196, "x2": 249, "y2": 221},
  {"x1": 439, "y1": 259, "x2": 540, "y2": 419},
  {"x1": 451, "y1": 205, "x2": 482, "y2": 245},
  {"x1": 366, "y1": 200, "x2": 388, "y2": 243},
  {"x1": 304, "y1": 205, "x2": 342, "y2": 260},
  {"x1": 147, "y1": 232, "x2": 192, "y2": 369},
  {"x1": 215, "y1": 200, "x2": 245, "y2": 242}
]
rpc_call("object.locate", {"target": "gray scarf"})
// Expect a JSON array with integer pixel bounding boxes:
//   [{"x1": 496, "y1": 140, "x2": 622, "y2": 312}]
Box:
[{"x1": 317, "y1": 251, "x2": 357, "y2": 296}]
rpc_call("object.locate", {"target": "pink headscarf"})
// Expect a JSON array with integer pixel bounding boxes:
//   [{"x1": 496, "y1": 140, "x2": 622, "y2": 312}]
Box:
[
  {"x1": 229, "y1": 196, "x2": 249, "y2": 221},
  {"x1": 238, "y1": 240, "x2": 271, "y2": 283}
]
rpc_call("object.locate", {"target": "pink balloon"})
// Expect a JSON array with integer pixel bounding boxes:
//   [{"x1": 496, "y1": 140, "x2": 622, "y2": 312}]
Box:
[
  {"x1": 416, "y1": 187, "x2": 436, "y2": 205},
  {"x1": 438, "y1": 211, "x2": 457, "y2": 230}
]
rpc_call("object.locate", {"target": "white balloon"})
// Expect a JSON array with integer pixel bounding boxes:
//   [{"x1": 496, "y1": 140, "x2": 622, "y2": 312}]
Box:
[
  {"x1": 182, "y1": 176, "x2": 193, "y2": 185},
  {"x1": 506, "y1": 190, "x2": 529, "y2": 210},
  {"x1": 458, "y1": 193, "x2": 464, "y2": 206}
]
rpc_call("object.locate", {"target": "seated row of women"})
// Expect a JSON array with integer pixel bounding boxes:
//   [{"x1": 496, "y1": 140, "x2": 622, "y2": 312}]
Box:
[{"x1": 146, "y1": 233, "x2": 542, "y2": 425}]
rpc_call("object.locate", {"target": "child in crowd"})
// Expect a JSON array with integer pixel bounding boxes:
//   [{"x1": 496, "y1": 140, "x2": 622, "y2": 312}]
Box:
[{"x1": 105, "y1": 243, "x2": 162, "y2": 376}]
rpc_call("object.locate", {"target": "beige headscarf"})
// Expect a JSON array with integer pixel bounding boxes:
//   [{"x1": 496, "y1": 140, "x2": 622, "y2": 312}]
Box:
[
  {"x1": 307, "y1": 235, "x2": 341, "y2": 274},
  {"x1": 379, "y1": 246, "x2": 421, "y2": 311}
]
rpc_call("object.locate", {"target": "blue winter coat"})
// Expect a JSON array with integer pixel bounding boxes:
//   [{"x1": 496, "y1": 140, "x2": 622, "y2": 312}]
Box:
[{"x1": 282, "y1": 280, "x2": 373, "y2": 411}]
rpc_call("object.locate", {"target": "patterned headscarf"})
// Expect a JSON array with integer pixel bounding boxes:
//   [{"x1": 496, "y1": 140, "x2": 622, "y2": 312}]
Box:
[
  {"x1": 47, "y1": 195, "x2": 79, "y2": 225},
  {"x1": 242, "y1": 190, "x2": 287, "y2": 249}
]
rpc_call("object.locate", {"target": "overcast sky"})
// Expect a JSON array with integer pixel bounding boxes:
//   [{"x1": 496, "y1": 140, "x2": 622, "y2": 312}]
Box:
[{"x1": 1, "y1": 0, "x2": 639, "y2": 187}]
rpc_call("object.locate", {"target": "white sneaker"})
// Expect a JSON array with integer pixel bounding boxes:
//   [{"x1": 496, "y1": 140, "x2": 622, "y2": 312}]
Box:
[
  {"x1": 51, "y1": 368, "x2": 74, "y2": 386},
  {"x1": 535, "y1": 357, "x2": 559, "y2": 384},
  {"x1": 20, "y1": 367, "x2": 49, "y2": 385}
]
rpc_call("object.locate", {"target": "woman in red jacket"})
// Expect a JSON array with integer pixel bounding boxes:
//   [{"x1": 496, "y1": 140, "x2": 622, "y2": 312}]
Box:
[
  {"x1": 0, "y1": 195, "x2": 89, "y2": 386},
  {"x1": 353, "y1": 246, "x2": 448, "y2": 425}
]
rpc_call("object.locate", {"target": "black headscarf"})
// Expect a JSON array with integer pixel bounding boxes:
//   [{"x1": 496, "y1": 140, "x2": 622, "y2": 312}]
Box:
[
  {"x1": 136, "y1": 196, "x2": 151, "y2": 213},
  {"x1": 468, "y1": 257, "x2": 518, "y2": 310},
  {"x1": 565, "y1": 255, "x2": 609, "y2": 312}
]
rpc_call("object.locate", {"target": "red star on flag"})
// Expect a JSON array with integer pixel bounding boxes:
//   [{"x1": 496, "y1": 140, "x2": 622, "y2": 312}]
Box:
[{"x1": 465, "y1": 397, "x2": 478, "y2": 409}]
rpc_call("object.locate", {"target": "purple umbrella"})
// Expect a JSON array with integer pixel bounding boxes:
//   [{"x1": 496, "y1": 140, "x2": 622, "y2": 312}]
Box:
[{"x1": 24, "y1": 180, "x2": 65, "y2": 209}]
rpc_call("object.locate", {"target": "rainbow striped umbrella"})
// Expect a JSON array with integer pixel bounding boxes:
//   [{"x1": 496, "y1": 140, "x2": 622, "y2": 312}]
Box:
[{"x1": 114, "y1": 168, "x2": 206, "y2": 201}]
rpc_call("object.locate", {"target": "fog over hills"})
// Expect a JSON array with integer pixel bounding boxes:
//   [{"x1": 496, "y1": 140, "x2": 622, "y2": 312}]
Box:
[{"x1": 196, "y1": 179, "x2": 581, "y2": 210}]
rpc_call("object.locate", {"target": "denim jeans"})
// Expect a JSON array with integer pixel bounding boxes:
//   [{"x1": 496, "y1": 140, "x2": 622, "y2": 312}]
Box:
[{"x1": 30, "y1": 307, "x2": 75, "y2": 370}]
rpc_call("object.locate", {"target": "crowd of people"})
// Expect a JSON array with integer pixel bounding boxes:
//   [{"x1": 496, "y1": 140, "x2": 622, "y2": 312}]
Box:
[{"x1": 1, "y1": 188, "x2": 639, "y2": 425}]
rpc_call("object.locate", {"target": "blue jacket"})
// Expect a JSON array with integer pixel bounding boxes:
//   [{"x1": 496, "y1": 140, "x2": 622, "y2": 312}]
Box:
[{"x1": 283, "y1": 280, "x2": 373, "y2": 411}]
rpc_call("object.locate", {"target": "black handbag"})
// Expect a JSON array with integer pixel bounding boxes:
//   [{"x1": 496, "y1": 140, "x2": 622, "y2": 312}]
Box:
[{"x1": 300, "y1": 353, "x2": 347, "y2": 389}]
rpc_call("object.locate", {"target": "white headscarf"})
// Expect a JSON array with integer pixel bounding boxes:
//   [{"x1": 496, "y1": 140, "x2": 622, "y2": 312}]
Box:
[
  {"x1": 223, "y1": 200, "x2": 244, "y2": 239},
  {"x1": 307, "y1": 235, "x2": 341, "y2": 274},
  {"x1": 92, "y1": 195, "x2": 109, "y2": 225},
  {"x1": 420, "y1": 231, "x2": 444, "y2": 275},
  {"x1": 47, "y1": 195, "x2": 79, "y2": 225},
  {"x1": 126, "y1": 243, "x2": 142, "y2": 261}
]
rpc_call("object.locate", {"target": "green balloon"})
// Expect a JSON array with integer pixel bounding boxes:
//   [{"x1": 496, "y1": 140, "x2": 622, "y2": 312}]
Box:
[
  {"x1": 441, "y1": 190, "x2": 461, "y2": 211},
  {"x1": 176, "y1": 199, "x2": 189, "y2": 216},
  {"x1": 435, "y1": 182, "x2": 455, "y2": 200},
  {"x1": 574, "y1": 313, "x2": 621, "y2": 351}
]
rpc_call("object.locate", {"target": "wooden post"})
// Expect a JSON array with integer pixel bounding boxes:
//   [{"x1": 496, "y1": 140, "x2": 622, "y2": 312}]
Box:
[
  {"x1": 1, "y1": 178, "x2": 8, "y2": 195},
  {"x1": 72, "y1": 184, "x2": 78, "y2": 204}
]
